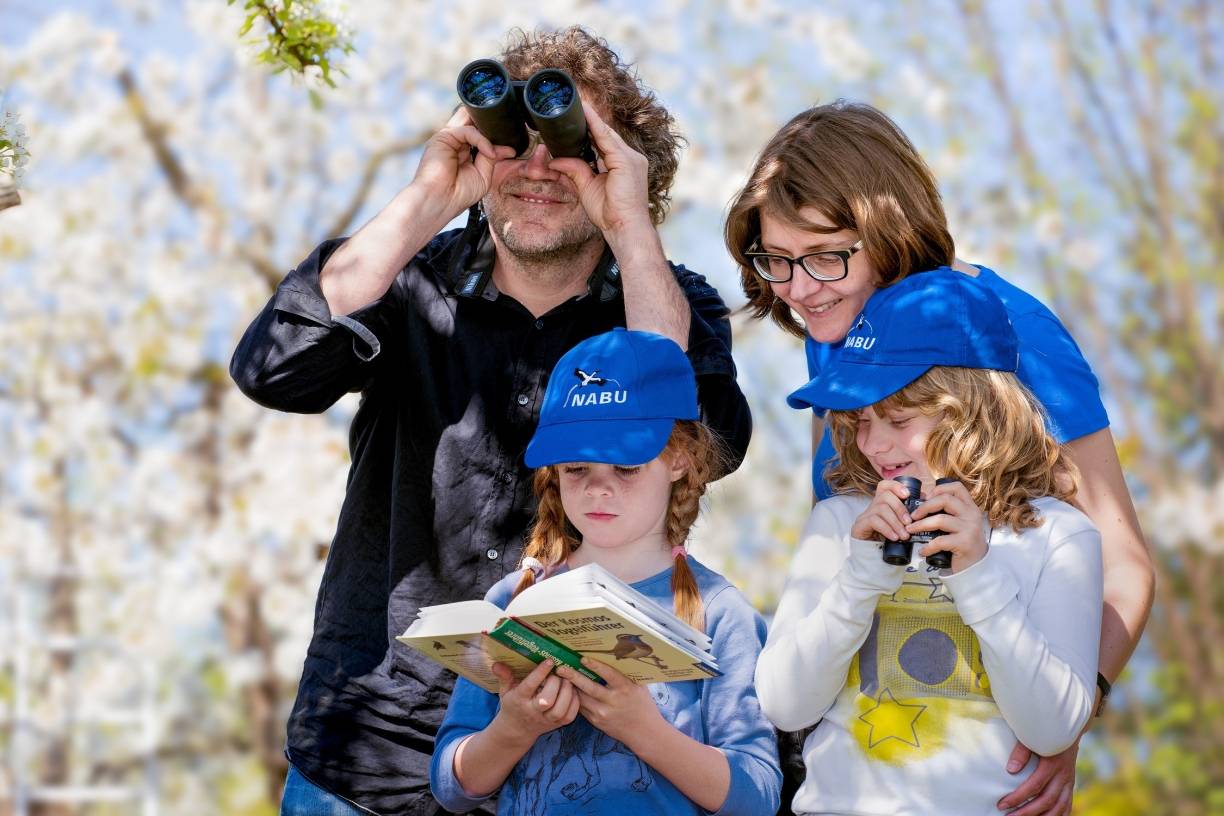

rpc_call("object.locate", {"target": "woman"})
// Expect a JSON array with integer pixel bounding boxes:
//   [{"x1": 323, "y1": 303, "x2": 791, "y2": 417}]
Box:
[{"x1": 726, "y1": 100, "x2": 1152, "y2": 816}]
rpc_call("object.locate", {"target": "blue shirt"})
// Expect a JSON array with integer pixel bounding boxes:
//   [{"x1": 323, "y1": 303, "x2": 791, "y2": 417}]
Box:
[
  {"x1": 430, "y1": 559, "x2": 781, "y2": 815},
  {"x1": 806, "y1": 265, "x2": 1109, "y2": 499}
]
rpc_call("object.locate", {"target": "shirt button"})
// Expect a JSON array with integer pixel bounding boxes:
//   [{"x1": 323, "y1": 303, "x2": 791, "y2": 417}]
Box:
[
  {"x1": 516, "y1": 394, "x2": 529, "y2": 406},
  {"x1": 486, "y1": 548, "x2": 499, "y2": 561},
  {"x1": 534, "y1": 319, "x2": 544, "y2": 329}
]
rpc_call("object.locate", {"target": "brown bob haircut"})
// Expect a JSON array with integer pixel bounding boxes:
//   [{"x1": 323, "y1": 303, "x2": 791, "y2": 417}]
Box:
[
  {"x1": 500, "y1": 27, "x2": 683, "y2": 226},
  {"x1": 725, "y1": 101, "x2": 956, "y2": 337}
]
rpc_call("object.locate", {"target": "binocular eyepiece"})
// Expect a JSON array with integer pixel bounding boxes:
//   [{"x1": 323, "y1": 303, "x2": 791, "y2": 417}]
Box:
[
  {"x1": 881, "y1": 476, "x2": 958, "y2": 570},
  {"x1": 457, "y1": 59, "x2": 596, "y2": 164}
]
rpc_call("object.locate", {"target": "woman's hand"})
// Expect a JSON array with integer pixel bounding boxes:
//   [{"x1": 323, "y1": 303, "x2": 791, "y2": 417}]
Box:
[
  {"x1": 556, "y1": 657, "x2": 664, "y2": 752},
  {"x1": 851, "y1": 479, "x2": 915, "y2": 541},
  {"x1": 490, "y1": 659, "x2": 580, "y2": 741},
  {"x1": 907, "y1": 480, "x2": 989, "y2": 572}
]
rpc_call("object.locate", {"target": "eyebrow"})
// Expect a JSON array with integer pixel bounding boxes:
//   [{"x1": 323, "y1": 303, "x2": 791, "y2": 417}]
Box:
[{"x1": 760, "y1": 239, "x2": 840, "y2": 254}]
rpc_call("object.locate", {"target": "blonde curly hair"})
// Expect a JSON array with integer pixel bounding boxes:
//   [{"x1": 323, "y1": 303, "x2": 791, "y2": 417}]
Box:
[{"x1": 825, "y1": 367, "x2": 1078, "y2": 531}]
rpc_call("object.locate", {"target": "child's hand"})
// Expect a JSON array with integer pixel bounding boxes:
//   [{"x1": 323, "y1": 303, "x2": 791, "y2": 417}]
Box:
[
  {"x1": 906, "y1": 480, "x2": 989, "y2": 572},
  {"x1": 491, "y1": 659, "x2": 580, "y2": 742},
  {"x1": 851, "y1": 479, "x2": 916, "y2": 542},
  {"x1": 556, "y1": 658, "x2": 664, "y2": 751}
]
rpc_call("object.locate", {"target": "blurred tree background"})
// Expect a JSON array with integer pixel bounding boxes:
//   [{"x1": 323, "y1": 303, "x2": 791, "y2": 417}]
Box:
[{"x1": 0, "y1": 0, "x2": 1219, "y2": 813}]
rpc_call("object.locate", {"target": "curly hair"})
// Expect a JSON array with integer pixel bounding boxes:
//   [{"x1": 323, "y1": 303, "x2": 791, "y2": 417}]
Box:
[
  {"x1": 512, "y1": 421, "x2": 722, "y2": 631},
  {"x1": 499, "y1": 26, "x2": 683, "y2": 225},
  {"x1": 725, "y1": 100, "x2": 955, "y2": 338},
  {"x1": 824, "y1": 367, "x2": 1079, "y2": 532}
]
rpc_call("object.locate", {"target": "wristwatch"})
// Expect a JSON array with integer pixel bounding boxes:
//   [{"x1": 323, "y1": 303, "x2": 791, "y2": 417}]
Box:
[{"x1": 1094, "y1": 672, "x2": 1112, "y2": 717}]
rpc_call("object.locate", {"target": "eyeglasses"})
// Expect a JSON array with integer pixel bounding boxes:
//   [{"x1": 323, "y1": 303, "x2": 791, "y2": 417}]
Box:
[{"x1": 744, "y1": 239, "x2": 864, "y2": 283}]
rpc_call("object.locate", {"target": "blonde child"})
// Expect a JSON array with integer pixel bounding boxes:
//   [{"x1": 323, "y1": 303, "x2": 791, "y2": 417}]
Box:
[
  {"x1": 757, "y1": 272, "x2": 1102, "y2": 815},
  {"x1": 430, "y1": 328, "x2": 781, "y2": 815}
]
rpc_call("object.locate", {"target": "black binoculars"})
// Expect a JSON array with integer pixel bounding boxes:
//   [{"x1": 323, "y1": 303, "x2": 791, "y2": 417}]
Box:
[
  {"x1": 882, "y1": 476, "x2": 958, "y2": 570},
  {"x1": 456, "y1": 59, "x2": 596, "y2": 164}
]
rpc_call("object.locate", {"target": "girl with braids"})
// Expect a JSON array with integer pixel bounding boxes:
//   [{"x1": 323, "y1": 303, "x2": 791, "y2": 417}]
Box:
[
  {"x1": 755, "y1": 272, "x2": 1103, "y2": 816},
  {"x1": 430, "y1": 328, "x2": 781, "y2": 816}
]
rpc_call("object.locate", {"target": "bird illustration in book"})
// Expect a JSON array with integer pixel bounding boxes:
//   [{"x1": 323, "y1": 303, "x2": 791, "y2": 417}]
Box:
[
  {"x1": 846, "y1": 563, "x2": 995, "y2": 764},
  {"x1": 584, "y1": 634, "x2": 668, "y2": 671}
]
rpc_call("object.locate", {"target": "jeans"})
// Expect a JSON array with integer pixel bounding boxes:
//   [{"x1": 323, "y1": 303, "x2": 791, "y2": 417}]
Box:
[{"x1": 280, "y1": 765, "x2": 371, "y2": 816}]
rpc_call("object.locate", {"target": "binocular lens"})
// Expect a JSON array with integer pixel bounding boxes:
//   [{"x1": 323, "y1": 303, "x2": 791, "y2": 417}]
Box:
[
  {"x1": 526, "y1": 76, "x2": 574, "y2": 117},
  {"x1": 460, "y1": 67, "x2": 508, "y2": 107}
]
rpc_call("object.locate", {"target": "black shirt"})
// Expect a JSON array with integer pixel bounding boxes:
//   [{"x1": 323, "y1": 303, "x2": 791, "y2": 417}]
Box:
[{"x1": 229, "y1": 225, "x2": 752, "y2": 815}]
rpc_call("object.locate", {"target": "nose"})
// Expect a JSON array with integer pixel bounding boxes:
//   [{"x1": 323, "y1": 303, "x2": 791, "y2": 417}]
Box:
[
  {"x1": 583, "y1": 468, "x2": 614, "y2": 497},
  {"x1": 860, "y1": 420, "x2": 892, "y2": 456},
  {"x1": 786, "y1": 266, "x2": 824, "y2": 301},
  {"x1": 519, "y1": 142, "x2": 559, "y2": 180}
]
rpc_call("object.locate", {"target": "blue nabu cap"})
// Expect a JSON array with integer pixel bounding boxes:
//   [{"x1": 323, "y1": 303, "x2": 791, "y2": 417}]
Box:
[
  {"x1": 525, "y1": 328, "x2": 699, "y2": 468},
  {"x1": 787, "y1": 269, "x2": 1020, "y2": 413}
]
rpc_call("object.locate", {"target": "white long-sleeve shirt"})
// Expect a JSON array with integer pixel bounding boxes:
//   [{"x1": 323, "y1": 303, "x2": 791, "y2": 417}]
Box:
[{"x1": 757, "y1": 494, "x2": 1102, "y2": 816}]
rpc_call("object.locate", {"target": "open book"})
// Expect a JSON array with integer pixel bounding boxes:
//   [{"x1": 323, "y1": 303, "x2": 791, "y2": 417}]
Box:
[{"x1": 396, "y1": 563, "x2": 720, "y2": 693}]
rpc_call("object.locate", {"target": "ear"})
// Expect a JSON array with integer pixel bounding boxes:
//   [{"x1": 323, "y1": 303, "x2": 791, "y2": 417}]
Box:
[{"x1": 662, "y1": 449, "x2": 688, "y2": 483}]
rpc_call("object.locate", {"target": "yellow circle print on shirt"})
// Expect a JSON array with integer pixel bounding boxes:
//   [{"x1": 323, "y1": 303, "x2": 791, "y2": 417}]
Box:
[{"x1": 847, "y1": 570, "x2": 995, "y2": 764}]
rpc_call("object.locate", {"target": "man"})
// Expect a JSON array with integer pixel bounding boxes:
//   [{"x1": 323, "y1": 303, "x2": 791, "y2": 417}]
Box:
[{"x1": 230, "y1": 27, "x2": 751, "y2": 816}]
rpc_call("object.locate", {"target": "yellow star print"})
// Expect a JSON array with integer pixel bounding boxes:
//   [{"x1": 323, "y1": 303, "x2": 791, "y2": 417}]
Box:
[{"x1": 858, "y1": 688, "x2": 926, "y2": 749}]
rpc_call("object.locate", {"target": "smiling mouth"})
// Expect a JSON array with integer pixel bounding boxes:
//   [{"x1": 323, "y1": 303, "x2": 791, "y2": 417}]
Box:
[
  {"x1": 878, "y1": 462, "x2": 913, "y2": 478},
  {"x1": 805, "y1": 297, "x2": 843, "y2": 315}
]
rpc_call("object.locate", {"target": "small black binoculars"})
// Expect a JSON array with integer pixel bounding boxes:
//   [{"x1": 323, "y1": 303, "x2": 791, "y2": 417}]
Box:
[
  {"x1": 882, "y1": 476, "x2": 958, "y2": 570},
  {"x1": 456, "y1": 59, "x2": 596, "y2": 164}
]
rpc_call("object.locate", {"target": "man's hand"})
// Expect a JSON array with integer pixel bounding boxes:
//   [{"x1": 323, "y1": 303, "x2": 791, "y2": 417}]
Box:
[
  {"x1": 997, "y1": 739, "x2": 1079, "y2": 815},
  {"x1": 549, "y1": 103, "x2": 652, "y2": 236},
  {"x1": 556, "y1": 657, "x2": 664, "y2": 751},
  {"x1": 411, "y1": 107, "x2": 516, "y2": 228},
  {"x1": 489, "y1": 659, "x2": 580, "y2": 741}
]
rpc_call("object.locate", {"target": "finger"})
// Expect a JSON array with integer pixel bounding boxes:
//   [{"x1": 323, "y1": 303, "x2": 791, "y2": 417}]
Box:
[
  {"x1": 998, "y1": 758, "x2": 1056, "y2": 809},
  {"x1": 535, "y1": 674, "x2": 561, "y2": 710},
  {"x1": 1007, "y1": 742, "x2": 1034, "y2": 775},
  {"x1": 906, "y1": 513, "x2": 960, "y2": 536},
  {"x1": 562, "y1": 690, "x2": 581, "y2": 724},
  {"x1": 580, "y1": 656, "x2": 626, "y2": 686},
  {"x1": 909, "y1": 492, "x2": 954, "y2": 520},
  {"x1": 864, "y1": 512, "x2": 909, "y2": 543},
  {"x1": 546, "y1": 679, "x2": 576, "y2": 721},
  {"x1": 516, "y1": 658, "x2": 555, "y2": 696},
  {"x1": 555, "y1": 663, "x2": 608, "y2": 699},
  {"x1": 449, "y1": 125, "x2": 501, "y2": 162},
  {"x1": 918, "y1": 537, "x2": 963, "y2": 558},
  {"x1": 875, "y1": 481, "x2": 914, "y2": 523},
  {"x1": 929, "y1": 479, "x2": 972, "y2": 503},
  {"x1": 1005, "y1": 782, "x2": 1061, "y2": 816},
  {"x1": 491, "y1": 662, "x2": 516, "y2": 693},
  {"x1": 581, "y1": 101, "x2": 626, "y2": 153},
  {"x1": 1054, "y1": 784, "x2": 1072, "y2": 816},
  {"x1": 445, "y1": 105, "x2": 473, "y2": 128},
  {"x1": 548, "y1": 157, "x2": 597, "y2": 191},
  {"x1": 865, "y1": 495, "x2": 911, "y2": 540}
]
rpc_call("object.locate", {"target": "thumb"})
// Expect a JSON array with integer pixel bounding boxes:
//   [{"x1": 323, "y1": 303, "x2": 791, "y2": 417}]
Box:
[
  {"x1": 491, "y1": 662, "x2": 516, "y2": 694},
  {"x1": 1007, "y1": 740, "x2": 1033, "y2": 774},
  {"x1": 549, "y1": 157, "x2": 597, "y2": 191}
]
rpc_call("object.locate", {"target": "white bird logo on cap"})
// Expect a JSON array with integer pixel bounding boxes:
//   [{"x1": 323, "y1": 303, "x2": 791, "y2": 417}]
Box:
[{"x1": 574, "y1": 368, "x2": 608, "y2": 387}]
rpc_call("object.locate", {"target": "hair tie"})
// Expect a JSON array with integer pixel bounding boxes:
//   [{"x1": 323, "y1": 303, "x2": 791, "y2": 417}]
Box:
[
  {"x1": 670, "y1": 545, "x2": 686, "y2": 561},
  {"x1": 520, "y1": 556, "x2": 545, "y2": 578}
]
